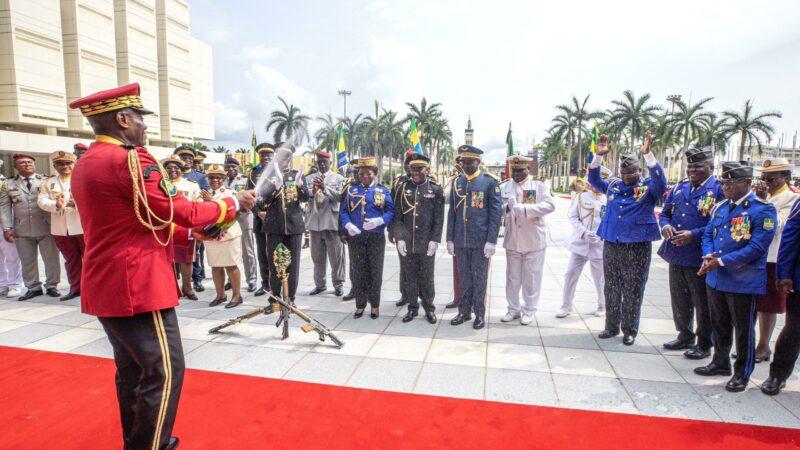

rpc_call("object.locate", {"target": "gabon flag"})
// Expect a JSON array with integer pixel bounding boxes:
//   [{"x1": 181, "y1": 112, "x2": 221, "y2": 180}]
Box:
[{"x1": 504, "y1": 122, "x2": 514, "y2": 179}]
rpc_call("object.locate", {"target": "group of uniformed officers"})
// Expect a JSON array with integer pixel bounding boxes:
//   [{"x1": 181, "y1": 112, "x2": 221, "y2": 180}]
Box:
[{"x1": 3, "y1": 80, "x2": 800, "y2": 449}]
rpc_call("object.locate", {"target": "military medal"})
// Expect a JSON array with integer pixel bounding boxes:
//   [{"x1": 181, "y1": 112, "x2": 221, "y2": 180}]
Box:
[
  {"x1": 374, "y1": 189, "x2": 385, "y2": 207},
  {"x1": 697, "y1": 192, "x2": 714, "y2": 217},
  {"x1": 524, "y1": 189, "x2": 536, "y2": 204},
  {"x1": 730, "y1": 216, "x2": 752, "y2": 241},
  {"x1": 633, "y1": 184, "x2": 648, "y2": 201},
  {"x1": 285, "y1": 180, "x2": 298, "y2": 202},
  {"x1": 471, "y1": 191, "x2": 484, "y2": 208}
]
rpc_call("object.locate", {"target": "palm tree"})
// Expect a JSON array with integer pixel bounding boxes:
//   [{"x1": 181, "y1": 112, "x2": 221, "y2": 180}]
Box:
[
  {"x1": 265, "y1": 96, "x2": 311, "y2": 145},
  {"x1": 362, "y1": 101, "x2": 384, "y2": 170},
  {"x1": 340, "y1": 114, "x2": 365, "y2": 156},
  {"x1": 314, "y1": 113, "x2": 339, "y2": 150},
  {"x1": 609, "y1": 90, "x2": 662, "y2": 153},
  {"x1": 723, "y1": 100, "x2": 782, "y2": 161},
  {"x1": 549, "y1": 113, "x2": 578, "y2": 179},
  {"x1": 667, "y1": 97, "x2": 714, "y2": 160},
  {"x1": 649, "y1": 114, "x2": 678, "y2": 165},
  {"x1": 698, "y1": 113, "x2": 731, "y2": 158},
  {"x1": 191, "y1": 141, "x2": 210, "y2": 153},
  {"x1": 556, "y1": 95, "x2": 602, "y2": 172},
  {"x1": 405, "y1": 97, "x2": 443, "y2": 151},
  {"x1": 211, "y1": 145, "x2": 228, "y2": 153},
  {"x1": 378, "y1": 109, "x2": 407, "y2": 179},
  {"x1": 426, "y1": 117, "x2": 453, "y2": 173}
]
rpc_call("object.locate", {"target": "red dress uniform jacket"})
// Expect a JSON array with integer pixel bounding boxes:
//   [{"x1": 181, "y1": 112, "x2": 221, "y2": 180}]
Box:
[{"x1": 72, "y1": 138, "x2": 236, "y2": 317}]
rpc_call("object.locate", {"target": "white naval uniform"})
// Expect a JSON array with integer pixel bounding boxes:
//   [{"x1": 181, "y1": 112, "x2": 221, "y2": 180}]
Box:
[
  {"x1": 765, "y1": 186, "x2": 799, "y2": 263},
  {"x1": 501, "y1": 176, "x2": 556, "y2": 315},
  {"x1": 561, "y1": 190, "x2": 606, "y2": 310}
]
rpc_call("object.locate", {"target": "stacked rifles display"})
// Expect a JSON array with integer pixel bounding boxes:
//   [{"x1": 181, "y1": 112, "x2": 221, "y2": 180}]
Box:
[{"x1": 208, "y1": 149, "x2": 344, "y2": 349}]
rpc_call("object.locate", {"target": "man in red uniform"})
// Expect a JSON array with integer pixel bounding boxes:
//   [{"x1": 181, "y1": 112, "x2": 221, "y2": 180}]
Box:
[{"x1": 70, "y1": 83, "x2": 256, "y2": 450}]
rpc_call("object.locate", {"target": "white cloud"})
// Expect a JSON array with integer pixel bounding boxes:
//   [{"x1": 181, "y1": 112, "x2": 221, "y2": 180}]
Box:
[
  {"x1": 213, "y1": 96, "x2": 249, "y2": 140},
  {"x1": 239, "y1": 45, "x2": 282, "y2": 61}
]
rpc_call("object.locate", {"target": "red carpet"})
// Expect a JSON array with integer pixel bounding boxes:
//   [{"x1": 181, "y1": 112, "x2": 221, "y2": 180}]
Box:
[{"x1": 1, "y1": 345, "x2": 798, "y2": 449}]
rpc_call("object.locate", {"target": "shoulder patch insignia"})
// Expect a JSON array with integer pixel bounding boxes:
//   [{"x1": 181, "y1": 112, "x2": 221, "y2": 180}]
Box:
[
  {"x1": 160, "y1": 178, "x2": 177, "y2": 197},
  {"x1": 142, "y1": 165, "x2": 160, "y2": 180},
  {"x1": 763, "y1": 217, "x2": 775, "y2": 231}
]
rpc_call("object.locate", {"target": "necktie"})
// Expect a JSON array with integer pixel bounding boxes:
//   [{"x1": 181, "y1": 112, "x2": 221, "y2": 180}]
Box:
[
  {"x1": 212, "y1": 190, "x2": 216, "y2": 196},
  {"x1": 728, "y1": 201, "x2": 736, "y2": 213},
  {"x1": 25, "y1": 178, "x2": 31, "y2": 190}
]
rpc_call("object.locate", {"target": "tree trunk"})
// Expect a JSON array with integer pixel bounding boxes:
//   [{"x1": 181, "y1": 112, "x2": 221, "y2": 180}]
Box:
[
  {"x1": 576, "y1": 119, "x2": 583, "y2": 173},
  {"x1": 738, "y1": 130, "x2": 746, "y2": 161}
]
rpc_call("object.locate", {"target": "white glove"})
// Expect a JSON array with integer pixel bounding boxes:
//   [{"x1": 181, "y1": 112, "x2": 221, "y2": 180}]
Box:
[
  {"x1": 427, "y1": 241, "x2": 438, "y2": 256},
  {"x1": 397, "y1": 240, "x2": 407, "y2": 256},
  {"x1": 446, "y1": 241, "x2": 455, "y2": 256},
  {"x1": 506, "y1": 196, "x2": 516, "y2": 208},
  {"x1": 484, "y1": 242, "x2": 496, "y2": 258},
  {"x1": 512, "y1": 204, "x2": 526, "y2": 215},
  {"x1": 345, "y1": 222, "x2": 361, "y2": 237},
  {"x1": 363, "y1": 217, "x2": 384, "y2": 230}
]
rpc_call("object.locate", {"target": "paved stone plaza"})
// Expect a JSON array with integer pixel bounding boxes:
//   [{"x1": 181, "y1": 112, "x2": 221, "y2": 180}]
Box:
[{"x1": 1, "y1": 196, "x2": 798, "y2": 428}]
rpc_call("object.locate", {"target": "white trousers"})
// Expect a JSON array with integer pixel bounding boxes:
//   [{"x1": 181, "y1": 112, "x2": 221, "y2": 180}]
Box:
[
  {"x1": 561, "y1": 252, "x2": 605, "y2": 309},
  {"x1": 0, "y1": 238, "x2": 23, "y2": 289},
  {"x1": 505, "y1": 248, "x2": 546, "y2": 315}
]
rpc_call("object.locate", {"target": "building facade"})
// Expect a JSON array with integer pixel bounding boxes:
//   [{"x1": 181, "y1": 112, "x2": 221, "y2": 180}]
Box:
[{"x1": 0, "y1": 0, "x2": 215, "y2": 177}]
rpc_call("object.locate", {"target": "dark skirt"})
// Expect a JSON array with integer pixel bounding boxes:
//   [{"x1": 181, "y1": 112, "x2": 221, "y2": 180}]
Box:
[
  {"x1": 173, "y1": 241, "x2": 196, "y2": 264},
  {"x1": 757, "y1": 263, "x2": 786, "y2": 314}
]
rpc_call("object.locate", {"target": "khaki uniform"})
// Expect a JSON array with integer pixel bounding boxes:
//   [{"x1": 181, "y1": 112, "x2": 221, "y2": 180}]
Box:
[{"x1": 0, "y1": 174, "x2": 60, "y2": 290}]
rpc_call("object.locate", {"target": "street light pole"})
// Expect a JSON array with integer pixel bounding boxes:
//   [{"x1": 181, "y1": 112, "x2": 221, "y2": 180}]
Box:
[{"x1": 338, "y1": 89, "x2": 351, "y2": 120}]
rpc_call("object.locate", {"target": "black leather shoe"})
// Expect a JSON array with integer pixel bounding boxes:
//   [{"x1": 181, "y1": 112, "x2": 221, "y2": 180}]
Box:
[
  {"x1": 684, "y1": 346, "x2": 711, "y2": 360},
  {"x1": 761, "y1": 377, "x2": 786, "y2": 396},
  {"x1": 473, "y1": 316, "x2": 486, "y2": 329},
  {"x1": 247, "y1": 283, "x2": 257, "y2": 292},
  {"x1": 193, "y1": 282, "x2": 205, "y2": 292},
  {"x1": 46, "y1": 288, "x2": 60, "y2": 298},
  {"x1": 402, "y1": 310, "x2": 418, "y2": 322},
  {"x1": 450, "y1": 313, "x2": 472, "y2": 326},
  {"x1": 209, "y1": 298, "x2": 226, "y2": 307},
  {"x1": 343, "y1": 291, "x2": 355, "y2": 301},
  {"x1": 396, "y1": 298, "x2": 409, "y2": 307},
  {"x1": 370, "y1": 308, "x2": 379, "y2": 319},
  {"x1": 694, "y1": 363, "x2": 732, "y2": 377},
  {"x1": 224, "y1": 282, "x2": 232, "y2": 291},
  {"x1": 225, "y1": 298, "x2": 243, "y2": 309},
  {"x1": 354, "y1": 309, "x2": 364, "y2": 319},
  {"x1": 254, "y1": 287, "x2": 267, "y2": 296},
  {"x1": 598, "y1": 330, "x2": 619, "y2": 339},
  {"x1": 622, "y1": 335, "x2": 635, "y2": 346},
  {"x1": 183, "y1": 292, "x2": 198, "y2": 301},
  {"x1": 445, "y1": 300, "x2": 458, "y2": 309},
  {"x1": 166, "y1": 436, "x2": 180, "y2": 449},
  {"x1": 425, "y1": 311, "x2": 437, "y2": 324},
  {"x1": 18, "y1": 289, "x2": 43, "y2": 301},
  {"x1": 334, "y1": 286, "x2": 343, "y2": 297},
  {"x1": 309, "y1": 287, "x2": 326, "y2": 296},
  {"x1": 60, "y1": 291, "x2": 80, "y2": 301},
  {"x1": 663, "y1": 338, "x2": 693, "y2": 351},
  {"x1": 725, "y1": 375, "x2": 748, "y2": 393}
]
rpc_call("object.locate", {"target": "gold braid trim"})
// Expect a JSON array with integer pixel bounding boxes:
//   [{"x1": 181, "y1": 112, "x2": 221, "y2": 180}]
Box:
[{"x1": 127, "y1": 148, "x2": 174, "y2": 246}]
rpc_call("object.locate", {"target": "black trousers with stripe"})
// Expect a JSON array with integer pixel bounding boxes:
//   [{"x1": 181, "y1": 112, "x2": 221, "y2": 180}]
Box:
[
  {"x1": 99, "y1": 308, "x2": 184, "y2": 450},
  {"x1": 707, "y1": 287, "x2": 757, "y2": 379},
  {"x1": 769, "y1": 292, "x2": 800, "y2": 381}
]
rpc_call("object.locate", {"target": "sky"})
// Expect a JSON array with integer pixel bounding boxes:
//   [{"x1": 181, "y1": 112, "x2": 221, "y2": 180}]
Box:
[{"x1": 190, "y1": 0, "x2": 800, "y2": 164}]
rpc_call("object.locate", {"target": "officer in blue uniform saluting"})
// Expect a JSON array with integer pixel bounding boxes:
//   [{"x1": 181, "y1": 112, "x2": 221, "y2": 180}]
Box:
[
  {"x1": 446, "y1": 145, "x2": 502, "y2": 330},
  {"x1": 695, "y1": 161, "x2": 777, "y2": 393},
  {"x1": 658, "y1": 147, "x2": 724, "y2": 359},
  {"x1": 340, "y1": 157, "x2": 394, "y2": 319},
  {"x1": 588, "y1": 131, "x2": 668, "y2": 346}
]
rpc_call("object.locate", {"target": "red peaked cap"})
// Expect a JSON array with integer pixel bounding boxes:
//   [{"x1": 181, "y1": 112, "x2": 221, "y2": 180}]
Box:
[
  {"x1": 68, "y1": 83, "x2": 153, "y2": 117},
  {"x1": 315, "y1": 150, "x2": 331, "y2": 158},
  {"x1": 13, "y1": 153, "x2": 36, "y2": 161}
]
